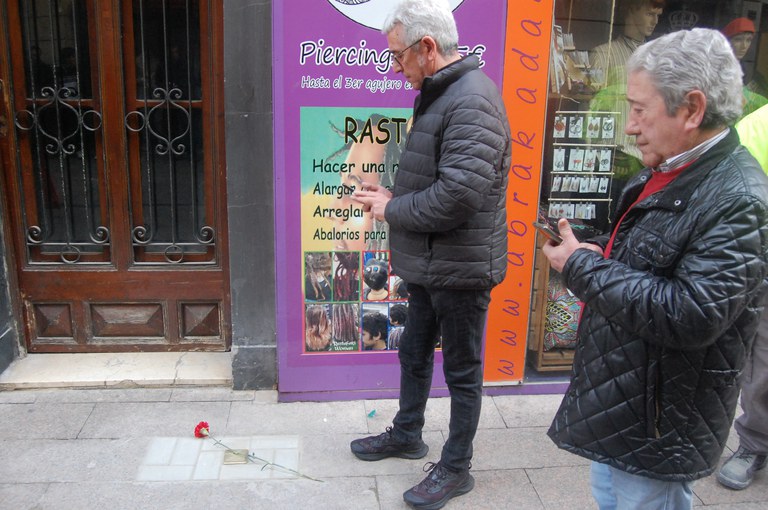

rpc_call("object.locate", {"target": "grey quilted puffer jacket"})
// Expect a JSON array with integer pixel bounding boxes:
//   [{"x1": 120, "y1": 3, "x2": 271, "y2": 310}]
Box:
[
  {"x1": 384, "y1": 55, "x2": 511, "y2": 289},
  {"x1": 548, "y1": 129, "x2": 768, "y2": 481}
]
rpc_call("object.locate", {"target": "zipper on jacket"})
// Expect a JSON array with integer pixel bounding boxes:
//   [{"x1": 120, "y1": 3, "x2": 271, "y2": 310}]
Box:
[{"x1": 654, "y1": 371, "x2": 662, "y2": 439}]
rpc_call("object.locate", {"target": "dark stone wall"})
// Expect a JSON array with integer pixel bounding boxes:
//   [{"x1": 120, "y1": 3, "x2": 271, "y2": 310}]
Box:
[{"x1": 223, "y1": 1, "x2": 277, "y2": 389}]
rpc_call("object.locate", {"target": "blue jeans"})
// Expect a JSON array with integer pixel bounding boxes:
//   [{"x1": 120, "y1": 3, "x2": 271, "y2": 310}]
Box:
[
  {"x1": 392, "y1": 284, "x2": 491, "y2": 472},
  {"x1": 591, "y1": 462, "x2": 693, "y2": 510}
]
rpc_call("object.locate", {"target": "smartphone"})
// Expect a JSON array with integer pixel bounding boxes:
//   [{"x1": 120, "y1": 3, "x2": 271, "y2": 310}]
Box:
[{"x1": 533, "y1": 221, "x2": 563, "y2": 245}]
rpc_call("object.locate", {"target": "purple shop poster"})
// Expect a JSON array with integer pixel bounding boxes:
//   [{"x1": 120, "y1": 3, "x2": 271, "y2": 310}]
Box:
[{"x1": 274, "y1": 0, "x2": 508, "y2": 399}]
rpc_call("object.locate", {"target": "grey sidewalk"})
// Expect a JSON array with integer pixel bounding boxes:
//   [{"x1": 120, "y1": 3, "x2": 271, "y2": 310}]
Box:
[{"x1": 1, "y1": 387, "x2": 767, "y2": 510}]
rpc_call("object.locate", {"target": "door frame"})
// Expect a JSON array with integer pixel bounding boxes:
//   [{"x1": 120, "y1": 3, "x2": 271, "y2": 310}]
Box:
[{"x1": 0, "y1": 3, "x2": 25, "y2": 360}]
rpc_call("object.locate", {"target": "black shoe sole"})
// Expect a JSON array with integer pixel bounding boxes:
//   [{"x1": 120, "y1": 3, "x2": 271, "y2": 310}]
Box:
[
  {"x1": 403, "y1": 473, "x2": 475, "y2": 510},
  {"x1": 352, "y1": 442, "x2": 429, "y2": 461}
]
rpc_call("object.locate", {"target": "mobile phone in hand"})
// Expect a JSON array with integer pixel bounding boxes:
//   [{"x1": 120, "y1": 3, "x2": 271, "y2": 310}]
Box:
[{"x1": 533, "y1": 221, "x2": 563, "y2": 245}]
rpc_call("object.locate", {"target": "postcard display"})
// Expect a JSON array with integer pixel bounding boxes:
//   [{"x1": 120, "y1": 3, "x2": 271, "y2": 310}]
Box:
[{"x1": 547, "y1": 110, "x2": 618, "y2": 224}]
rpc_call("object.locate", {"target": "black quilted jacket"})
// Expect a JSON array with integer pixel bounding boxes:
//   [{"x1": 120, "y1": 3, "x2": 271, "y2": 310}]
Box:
[
  {"x1": 384, "y1": 55, "x2": 511, "y2": 289},
  {"x1": 548, "y1": 129, "x2": 768, "y2": 481}
]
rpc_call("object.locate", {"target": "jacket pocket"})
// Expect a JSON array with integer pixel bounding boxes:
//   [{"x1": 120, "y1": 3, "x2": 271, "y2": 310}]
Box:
[
  {"x1": 646, "y1": 358, "x2": 661, "y2": 438},
  {"x1": 702, "y1": 368, "x2": 740, "y2": 388},
  {"x1": 628, "y1": 237, "x2": 679, "y2": 275}
]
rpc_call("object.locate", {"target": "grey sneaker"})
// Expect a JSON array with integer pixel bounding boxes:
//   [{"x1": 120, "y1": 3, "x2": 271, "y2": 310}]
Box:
[
  {"x1": 403, "y1": 462, "x2": 475, "y2": 509},
  {"x1": 350, "y1": 426, "x2": 428, "y2": 461},
  {"x1": 717, "y1": 446, "x2": 767, "y2": 490}
]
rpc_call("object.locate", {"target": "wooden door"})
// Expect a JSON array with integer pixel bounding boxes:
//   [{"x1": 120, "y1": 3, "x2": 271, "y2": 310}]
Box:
[{"x1": 0, "y1": 0, "x2": 229, "y2": 352}]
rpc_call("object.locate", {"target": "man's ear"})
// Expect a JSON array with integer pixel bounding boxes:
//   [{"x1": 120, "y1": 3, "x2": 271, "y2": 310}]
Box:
[
  {"x1": 421, "y1": 35, "x2": 438, "y2": 58},
  {"x1": 683, "y1": 90, "x2": 707, "y2": 129}
]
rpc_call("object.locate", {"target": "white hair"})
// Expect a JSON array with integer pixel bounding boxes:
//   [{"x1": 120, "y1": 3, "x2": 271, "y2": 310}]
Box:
[
  {"x1": 382, "y1": 0, "x2": 459, "y2": 56},
  {"x1": 627, "y1": 28, "x2": 744, "y2": 128}
]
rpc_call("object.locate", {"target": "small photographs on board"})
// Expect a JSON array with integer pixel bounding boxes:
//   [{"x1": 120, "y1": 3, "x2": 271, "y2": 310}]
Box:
[
  {"x1": 553, "y1": 115, "x2": 567, "y2": 138},
  {"x1": 568, "y1": 115, "x2": 583, "y2": 138},
  {"x1": 568, "y1": 148, "x2": 585, "y2": 172},
  {"x1": 553, "y1": 147, "x2": 566, "y2": 171},
  {"x1": 583, "y1": 149, "x2": 597, "y2": 172},
  {"x1": 586, "y1": 116, "x2": 601, "y2": 138},
  {"x1": 601, "y1": 116, "x2": 615, "y2": 139},
  {"x1": 599, "y1": 148, "x2": 612, "y2": 172}
]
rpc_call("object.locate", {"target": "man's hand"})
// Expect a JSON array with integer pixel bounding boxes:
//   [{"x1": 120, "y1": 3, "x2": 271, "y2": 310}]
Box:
[
  {"x1": 352, "y1": 183, "x2": 392, "y2": 221},
  {"x1": 541, "y1": 219, "x2": 603, "y2": 272}
]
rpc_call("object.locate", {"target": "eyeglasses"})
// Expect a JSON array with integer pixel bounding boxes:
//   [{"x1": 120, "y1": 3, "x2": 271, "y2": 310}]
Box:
[{"x1": 390, "y1": 38, "x2": 422, "y2": 67}]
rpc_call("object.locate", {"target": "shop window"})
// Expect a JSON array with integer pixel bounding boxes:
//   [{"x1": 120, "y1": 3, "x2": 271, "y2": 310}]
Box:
[{"x1": 528, "y1": 0, "x2": 768, "y2": 374}]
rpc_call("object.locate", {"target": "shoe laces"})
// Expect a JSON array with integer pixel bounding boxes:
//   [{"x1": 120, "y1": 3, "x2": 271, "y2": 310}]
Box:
[
  {"x1": 420, "y1": 462, "x2": 447, "y2": 489},
  {"x1": 736, "y1": 447, "x2": 757, "y2": 461},
  {"x1": 371, "y1": 426, "x2": 396, "y2": 446}
]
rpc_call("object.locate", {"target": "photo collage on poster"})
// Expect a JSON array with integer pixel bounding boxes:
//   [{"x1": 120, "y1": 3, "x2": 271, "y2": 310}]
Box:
[
  {"x1": 548, "y1": 110, "x2": 618, "y2": 220},
  {"x1": 303, "y1": 250, "x2": 409, "y2": 353}
]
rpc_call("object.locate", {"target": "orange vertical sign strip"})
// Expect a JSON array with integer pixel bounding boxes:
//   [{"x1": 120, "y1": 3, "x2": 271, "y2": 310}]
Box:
[{"x1": 484, "y1": 0, "x2": 555, "y2": 384}]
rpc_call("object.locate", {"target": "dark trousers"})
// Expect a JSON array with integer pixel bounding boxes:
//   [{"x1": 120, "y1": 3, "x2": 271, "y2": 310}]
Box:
[{"x1": 392, "y1": 283, "x2": 491, "y2": 472}]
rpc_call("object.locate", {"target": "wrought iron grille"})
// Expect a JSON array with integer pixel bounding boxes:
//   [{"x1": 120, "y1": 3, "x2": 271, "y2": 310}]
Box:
[
  {"x1": 126, "y1": 0, "x2": 215, "y2": 265},
  {"x1": 15, "y1": 0, "x2": 108, "y2": 264}
]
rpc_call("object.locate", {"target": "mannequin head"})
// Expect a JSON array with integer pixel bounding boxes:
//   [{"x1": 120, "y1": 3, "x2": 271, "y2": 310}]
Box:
[
  {"x1": 621, "y1": 0, "x2": 665, "y2": 41},
  {"x1": 363, "y1": 258, "x2": 388, "y2": 291},
  {"x1": 723, "y1": 17, "x2": 756, "y2": 61}
]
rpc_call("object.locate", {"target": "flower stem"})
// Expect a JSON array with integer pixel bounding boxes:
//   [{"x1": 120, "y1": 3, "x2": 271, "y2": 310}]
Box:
[{"x1": 208, "y1": 437, "x2": 322, "y2": 482}]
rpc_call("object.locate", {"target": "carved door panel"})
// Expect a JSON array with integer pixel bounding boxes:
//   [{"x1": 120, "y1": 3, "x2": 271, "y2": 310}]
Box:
[{"x1": 0, "y1": 0, "x2": 229, "y2": 351}]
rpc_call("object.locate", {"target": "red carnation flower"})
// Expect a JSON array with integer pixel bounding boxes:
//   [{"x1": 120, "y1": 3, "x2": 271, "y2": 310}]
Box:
[{"x1": 194, "y1": 421, "x2": 210, "y2": 438}]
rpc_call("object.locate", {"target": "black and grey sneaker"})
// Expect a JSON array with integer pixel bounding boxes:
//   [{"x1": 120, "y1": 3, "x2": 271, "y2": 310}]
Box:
[
  {"x1": 350, "y1": 426, "x2": 429, "y2": 461},
  {"x1": 403, "y1": 462, "x2": 475, "y2": 509},
  {"x1": 717, "y1": 445, "x2": 767, "y2": 490}
]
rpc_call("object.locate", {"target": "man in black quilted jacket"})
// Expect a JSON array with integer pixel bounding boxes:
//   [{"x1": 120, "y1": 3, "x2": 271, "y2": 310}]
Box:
[
  {"x1": 542, "y1": 28, "x2": 768, "y2": 509},
  {"x1": 349, "y1": 0, "x2": 511, "y2": 508}
]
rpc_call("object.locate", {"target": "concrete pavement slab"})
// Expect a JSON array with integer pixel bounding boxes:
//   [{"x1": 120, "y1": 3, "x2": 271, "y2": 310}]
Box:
[
  {"x1": 169, "y1": 387, "x2": 256, "y2": 402},
  {"x1": 492, "y1": 393, "x2": 564, "y2": 428},
  {"x1": 226, "y1": 399, "x2": 369, "y2": 436},
  {"x1": 77, "y1": 401, "x2": 231, "y2": 438},
  {"x1": 31, "y1": 387, "x2": 174, "y2": 403},
  {"x1": 0, "y1": 482, "x2": 47, "y2": 509},
  {"x1": 471, "y1": 427, "x2": 588, "y2": 470},
  {"x1": 0, "y1": 390, "x2": 37, "y2": 404},
  {"x1": 1, "y1": 403, "x2": 94, "y2": 439},
  {"x1": 362, "y1": 395, "x2": 507, "y2": 431},
  {"x1": 38, "y1": 479, "x2": 380, "y2": 510},
  {"x1": 525, "y1": 465, "x2": 594, "y2": 510},
  {"x1": 0, "y1": 438, "x2": 148, "y2": 483}
]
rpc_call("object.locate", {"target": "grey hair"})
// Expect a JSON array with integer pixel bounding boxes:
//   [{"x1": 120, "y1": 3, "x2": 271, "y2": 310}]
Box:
[
  {"x1": 627, "y1": 28, "x2": 744, "y2": 128},
  {"x1": 382, "y1": 0, "x2": 459, "y2": 56}
]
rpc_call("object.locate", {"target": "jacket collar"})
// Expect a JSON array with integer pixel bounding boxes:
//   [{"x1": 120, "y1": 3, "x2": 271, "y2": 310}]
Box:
[
  {"x1": 414, "y1": 55, "x2": 480, "y2": 115},
  {"x1": 615, "y1": 128, "x2": 741, "y2": 216}
]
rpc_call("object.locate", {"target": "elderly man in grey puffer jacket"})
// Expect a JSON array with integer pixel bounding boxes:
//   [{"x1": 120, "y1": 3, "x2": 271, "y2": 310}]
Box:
[
  {"x1": 543, "y1": 28, "x2": 768, "y2": 510},
  {"x1": 349, "y1": 1, "x2": 511, "y2": 509}
]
